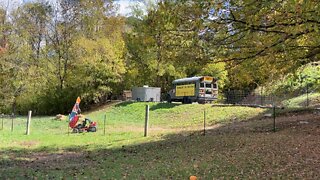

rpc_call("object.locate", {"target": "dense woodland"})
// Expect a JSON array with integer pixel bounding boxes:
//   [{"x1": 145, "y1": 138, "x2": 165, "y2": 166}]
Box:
[{"x1": 0, "y1": 0, "x2": 319, "y2": 114}]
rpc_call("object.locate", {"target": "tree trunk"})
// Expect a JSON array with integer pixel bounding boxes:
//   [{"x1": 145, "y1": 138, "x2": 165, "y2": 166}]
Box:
[{"x1": 12, "y1": 98, "x2": 16, "y2": 116}]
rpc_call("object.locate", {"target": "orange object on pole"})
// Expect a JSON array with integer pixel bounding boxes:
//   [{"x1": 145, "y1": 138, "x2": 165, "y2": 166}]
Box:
[{"x1": 76, "y1": 97, "x2": 81, "y2": 104}]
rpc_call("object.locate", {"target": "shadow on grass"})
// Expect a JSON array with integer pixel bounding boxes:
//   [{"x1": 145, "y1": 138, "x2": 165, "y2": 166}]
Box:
[
  {"x1": 114, "y1": 101, "x2": 182, "y2": 111},
  {"x1": 1, "y1": 109, "x2": 319, "y2": 179},
  {"x1": 114, "y1": 101, "x2": 136, "y2": 107},
  {"x1": 263, "y1": 106, "x2": 316, "y2": 116},
  {"x1": 149, "y1": 102, "x2": 181, "y2": 111}
]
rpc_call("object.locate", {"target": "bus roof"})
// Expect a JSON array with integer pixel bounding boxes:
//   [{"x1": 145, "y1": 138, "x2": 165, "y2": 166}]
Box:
[{"x1": 172, "y1": 76, "x2": 203, "y2": 84}]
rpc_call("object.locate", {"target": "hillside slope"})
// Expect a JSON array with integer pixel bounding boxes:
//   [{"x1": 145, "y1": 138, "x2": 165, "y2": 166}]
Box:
[{"x1": 1, "y1": 102, "x2": 319, "y2": 179}]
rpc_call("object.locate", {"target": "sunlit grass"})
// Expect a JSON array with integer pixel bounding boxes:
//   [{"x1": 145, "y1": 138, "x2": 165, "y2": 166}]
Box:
[
  {"x1": 282, "y1": 92, "x2": 320, "y2": 108},
  {"x1": 1, "y1": 102, "x2": 318, "y2": 179},
  {"x1": 0, "y1": 102, "x2": 265, "y2": 150}
]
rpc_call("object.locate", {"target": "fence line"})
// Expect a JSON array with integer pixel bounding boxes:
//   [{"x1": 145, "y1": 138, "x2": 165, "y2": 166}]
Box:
[
  {"x1": 224, "y1": 85, "x2": 319, "y2": 108},
  {"x1": 1, "y1": 83, "x2": 319, "y2": 137}
]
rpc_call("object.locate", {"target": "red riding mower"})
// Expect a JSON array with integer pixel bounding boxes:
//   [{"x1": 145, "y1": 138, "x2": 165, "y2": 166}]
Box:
[{"x1": 69, "y1": 115, "x2": 97, "y2": 133}]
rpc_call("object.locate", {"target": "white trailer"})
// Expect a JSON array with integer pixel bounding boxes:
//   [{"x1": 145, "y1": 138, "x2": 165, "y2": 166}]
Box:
[{"x1": 132, "y1": 86, "x2": 161, "y2": 102}]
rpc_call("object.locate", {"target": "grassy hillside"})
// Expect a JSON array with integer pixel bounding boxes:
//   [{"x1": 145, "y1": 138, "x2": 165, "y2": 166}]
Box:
[
  {"x1": 2, "y1": 102, "x2": 318, "y2": 178},
  {"x1": 89, "y1": 102, "x2": 265, "y2": 128},
  {"x1": 265, "y1": 64, "x2": 320, "y2": 107},
  {"x1": 281, "y1": 92, "x2": 320, "y2": 108},
  {"x1": 0, "y1": 102, "x2": 264, "y2": 150}
]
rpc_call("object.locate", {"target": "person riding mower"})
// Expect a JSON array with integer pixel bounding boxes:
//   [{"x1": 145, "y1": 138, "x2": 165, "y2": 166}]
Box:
[
  {"x1": 71, "y1": 117, "x2": 97, "y2": 133},
  {"x1": 68, "y1": 96, "x2": 97, "y2": 133}
]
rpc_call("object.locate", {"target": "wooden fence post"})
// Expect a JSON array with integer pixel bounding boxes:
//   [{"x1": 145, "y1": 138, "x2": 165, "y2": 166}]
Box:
[
  {"x1": 104, "y1": 113, "x2": 106, "y2": 135},
  {"x1": 273, "y1": 105, "x2": 276, "y2": 132},
  {"x1": 1, "y1": 114, "x2": 3, "y2": 130},
  {"x1": 144, "y1": 105, "x2": 149, "y2": 137},
  {"x1": 11, "y1": 113, "x2": 14, "y2": 132},
  {"x1": 203, "y1": 109, "x2": 206, "y2": 136},
  {"x1": 26, "y1": 111, "x2": 32, "y2": 135},
  {"x1": 306, "y1": 83, "x2": 309, "y2": 107}
]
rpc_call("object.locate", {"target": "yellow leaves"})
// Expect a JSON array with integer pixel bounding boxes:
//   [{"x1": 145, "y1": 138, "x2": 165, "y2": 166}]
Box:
[
  {"x1": 314, "y1": 26, "x2": 319, "y2": 33},
  {"x1": 296, "y1": 34, "x2": 308, "y2": 47},
  {"x1": 75, "y1": 37, "x2": 124, "y2": 66}
]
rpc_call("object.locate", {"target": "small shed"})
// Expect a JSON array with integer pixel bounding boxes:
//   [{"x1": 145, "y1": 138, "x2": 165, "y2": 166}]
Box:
[
  {"x1": 132, "y1": 86, "x2": 161, "y2": 102},
  {"x1": 122, "y1": 90, "x2": 132, "y2": 101}
]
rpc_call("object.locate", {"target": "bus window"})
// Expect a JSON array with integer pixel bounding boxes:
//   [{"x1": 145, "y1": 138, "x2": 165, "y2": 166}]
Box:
[
  {"x1": 205, "y1": 89, "x2": 212, "y2": 94},
  {"x1": 205, "y1": 83, "x2": 212, "y2": 88},
  {"x1": 200, "y1": 83, "x2": 204, "y2": 88},
  {"x1": 212, "y1": 83, "x2": 217, "y2": 89}
]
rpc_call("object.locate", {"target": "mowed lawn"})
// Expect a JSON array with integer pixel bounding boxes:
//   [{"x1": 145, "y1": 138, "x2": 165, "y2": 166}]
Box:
[{"x1": 0, "y1": 102, "x2": 319, "y2": 179}]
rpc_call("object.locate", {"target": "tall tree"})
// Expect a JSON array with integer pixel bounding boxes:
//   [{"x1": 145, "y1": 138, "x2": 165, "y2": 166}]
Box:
[
  {"x1": 0, "y1": 20, "x2": 32, "y2": 114},
  {"x1": 1, "y1": 0, "x2": 126, "y2": 114},
  {"x1": 125, "y1": 0, "x2": 212, "y2": 93},
  {"x1": 46, "y1": 0, "x2": 81, "y2": 91},
  {"x1": 201, "y1": 0, "x2": 320, "y2": 88}
]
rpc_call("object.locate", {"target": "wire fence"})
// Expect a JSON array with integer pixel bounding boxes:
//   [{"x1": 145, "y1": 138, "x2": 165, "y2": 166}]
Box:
[
  {"x1": 223, "y1": 85, "x2": 320, "y2": 108},
  {"x1": 1, "y1": 85, "x2": 319, "y2": 137},
  {"x1": 0, "y1": 114, "x2": 68, "y2": 135}
]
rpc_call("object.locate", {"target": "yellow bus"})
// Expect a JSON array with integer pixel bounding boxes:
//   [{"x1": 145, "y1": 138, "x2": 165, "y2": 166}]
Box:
[{"x1": 167, "y1": 76, "x2": 218, "y2": 104}]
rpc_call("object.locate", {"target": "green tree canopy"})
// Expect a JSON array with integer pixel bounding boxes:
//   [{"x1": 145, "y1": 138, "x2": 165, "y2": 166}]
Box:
[{"x1": 202, "y1": 0, "x2": 320, "y2": 88}]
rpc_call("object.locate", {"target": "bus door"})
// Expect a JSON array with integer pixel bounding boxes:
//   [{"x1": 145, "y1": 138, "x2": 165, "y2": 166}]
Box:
[
  {"x1": 211, "y1": 82, "x2": 218, "y2": 98},
  {"x1": 199, "y1": 82, "x2": 213, "y2": 98},
  {"x1": 199, "y1": 77, "x2": 218, "y2": 99}
]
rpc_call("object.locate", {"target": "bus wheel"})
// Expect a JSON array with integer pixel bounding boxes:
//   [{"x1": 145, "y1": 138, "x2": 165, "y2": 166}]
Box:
[
  {"x1": 167, "y1": 95, "x2": 172, "y2": 103},
  {"x1": 182, "y1": 96, "x2": 189, "y2": 104}
]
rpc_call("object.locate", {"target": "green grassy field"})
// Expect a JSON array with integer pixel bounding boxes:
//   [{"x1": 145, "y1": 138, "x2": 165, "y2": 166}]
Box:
[
  {"x1": 0, "y1": 102, "x2": 264, "y2": 150},
  {"x1": 1, "y1": 102, "x2": 318, "y2": 179}
]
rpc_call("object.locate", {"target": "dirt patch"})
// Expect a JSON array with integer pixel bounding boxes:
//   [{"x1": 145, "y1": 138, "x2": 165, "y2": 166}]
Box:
[
  {"x1": 205, "y1": 111, "x2": 320, "y2": 135},
  {"x1": 107, "y1": 126, "x2": 190, "y2": 133},
  {"x1": 5, "y1": 151, "x2": 89, "y2": 171},
  {"x1": 85, "y1": 100, "x2": 122, "y2": 114},
  {"x1": 18, "y1": 141, "x2": 40, "y2": 148},
  {"x1": 27, "y1": 152, "x2": 84, "y2": 169},
  {"x1": 55, "y1": 114, "x2": 66, "y2": 121}
]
